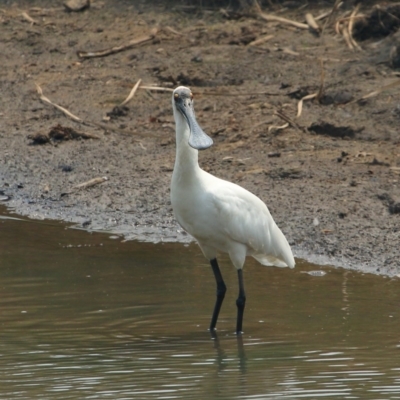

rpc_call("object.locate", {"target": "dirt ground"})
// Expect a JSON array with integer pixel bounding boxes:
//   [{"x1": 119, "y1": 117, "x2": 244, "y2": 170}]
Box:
[{"x1": 0, "y1": 1, "x2": 399, "y2": 275}]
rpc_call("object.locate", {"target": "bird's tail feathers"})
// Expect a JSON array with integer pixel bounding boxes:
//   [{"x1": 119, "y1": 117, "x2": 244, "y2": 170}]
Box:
[
  {"x1": 252, "y1": 253, "x2": 291, "y2": 268},
  {"x1": 252, "y1": 225, "x2": 295, "y2": 268}
]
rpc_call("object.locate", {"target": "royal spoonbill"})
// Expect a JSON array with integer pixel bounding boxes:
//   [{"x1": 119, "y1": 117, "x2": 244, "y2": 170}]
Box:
[{"x1": 171, "y1": 86, "x2": 295, "y2": 334}]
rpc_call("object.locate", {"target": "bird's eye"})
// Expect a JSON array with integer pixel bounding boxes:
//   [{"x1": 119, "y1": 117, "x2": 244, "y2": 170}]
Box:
[{"x1": 174, "y1": 93, "x2": 179, "y2": 101}]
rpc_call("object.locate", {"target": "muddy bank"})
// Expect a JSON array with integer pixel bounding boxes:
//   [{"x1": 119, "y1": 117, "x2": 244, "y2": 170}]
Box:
[{"x1": 0, "y1": 1, "x2": 399, "y2": 275}]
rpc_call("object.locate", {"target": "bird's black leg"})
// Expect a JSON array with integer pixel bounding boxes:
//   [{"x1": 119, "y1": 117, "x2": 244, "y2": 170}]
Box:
[
  {"x1": 236, "y1": 269, "x2": 246, "y2": 334},
  {"x1": 209, "y1": 258, "x2": 227, "y2": 331}
]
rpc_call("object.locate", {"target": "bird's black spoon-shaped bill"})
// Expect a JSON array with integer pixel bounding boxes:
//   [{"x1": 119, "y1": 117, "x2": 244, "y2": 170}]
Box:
[{"x1": 177, "y1": 100, "x2": 213, "y2": 150}]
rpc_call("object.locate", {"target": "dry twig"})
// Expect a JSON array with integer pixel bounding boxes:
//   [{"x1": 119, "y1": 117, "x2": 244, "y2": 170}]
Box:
[
  {"x1": 258, "y1": 12, "x2": 309, "y2": 29},
  {"x1": 305, "y1": 13, "x2": 321, "y2": 34},
  {"x1": 74, "y1": 176, "x2": 108, "y2": 190},
  {"x1": 334, "y1": 5, "x2": 363, "y2": 51},
  {"x1": 282, "y1": 47, "x2": 300, "y2": 56},
  {"x1": 35, "y1": 83, "x2": 83, "y2": 123},
  {"x1": 341, "y1": 25, "x2": 354, "y2": 50},
  {"x1": 164, "y1": 26, "x2": 183, "y2": 36},
  {"x1": 120, "y1": 79, "x2": 142, "y2": 106},
  {"x1": 249, "y1": 119, "x2": 273, "y2": 133},
  {"x1": 21, "y1": 11, "x2": 37, "y2": 25},
  {"x1": 348, "y1": 79, "x2": 400, "y2": 104},
  {"x1": 139, "y1": 86, "x2": 173, "y2": 92},
  {"x1": 77, "y1": 28, "x2": 158, "y2": 59},
  {"x1": 35, "y1": 84, "x2": 165, "y2": 138},
  {"x1": 314, "y1": 9, "x2": 335, "y2": 22},
  {"x1": 297, "y1": 93, "x2": 317, "y2": 118},
  {"x1": 322, "y1": 0, "x2": 343, "y2": 34},
  {"x1": 253, "y1": 1, "x2": 308, "y2": 30},
  {"x1": 348, "y1": 4, "x2": 362, "y2": 51},
  {"x1": 248, "y1": 34, "x2": 274, "y2": 46},
  {"x1": 275, "y1": 109, "x2": 304, "y2": 131},
  {"x1": 268, "y1": 122, "x2": 289, "y2": 132}
]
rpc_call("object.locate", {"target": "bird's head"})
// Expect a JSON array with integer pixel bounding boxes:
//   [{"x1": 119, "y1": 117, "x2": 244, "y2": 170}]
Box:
[{"x1": 172, "y1": 86, "x2": 213, "y2": 150}]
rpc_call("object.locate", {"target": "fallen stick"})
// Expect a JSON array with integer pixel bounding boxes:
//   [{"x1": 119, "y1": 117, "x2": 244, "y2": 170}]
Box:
[
  {"x1": 35, "y1": 83, "x2": 83, "y2": 123},
  {"x1": 274, "y1": 109, "x2": 304, "y2": 131},
  {"x1": 164, "y1": 26, "x2": 183, "y2": 36},
  {"x1": 335, "y1": 13, "x2": 365, "y2": 29},
  {"x1": 348, "y1": 5, "x2": 362, "y2": 51},
  {"x1": 35, "y1": 84, "x2": 162, "y2": 138},
  {"x1": 77, "y1": 28, "x2": 158, "y2": 59},
  {"x1": 268, "y1": 122, "x2": 289, "y2": 132},
  {"x1": 282, "y1": 47, "x2": 300, "y2": 56},
  {"x1": 21, "y1": 11, "x2": 37, "y2": 24},
  {"x1": 322, "y1": 0, "x2": 343, "y2": 34},
  {"x1": 347, "y1": 79, "x2": 400, "y2": 104},
  {"x1": 258, "y1": 12, "x2": 309, "y2": 29},
  {"x1": 138, "y1": 86, "x2": 173, "y2": 92},
  {"x1": 342, "y1": 25, "x2": 354, "y2": 50},
  {"x1": 297, "y1": 93, "x2": 317, "y2": 118},
  {"x1": 248, "y1": 34, "x2": 274, "y2": 46},
  {"x1": 314, "y1": 9, "x2": 335, "y2": 21},
  {"x1": 193, "y1": 89, "x2": 282, "y2": 97},
  {"x1": 74, "y1": 176, "x2": 108, "y2": 190},
  {"x1": 249, "y1": 119, "x2": 273, "y2": 133},
  {"x1": 120, "y1": 79, "x2": 142, "y2": 106},
  {"x1": 334, "y1": 18, "x2": 342, "y2": 35},
  {"x1": 305, "y1": 13, "x2": 321, "y2": 34}
]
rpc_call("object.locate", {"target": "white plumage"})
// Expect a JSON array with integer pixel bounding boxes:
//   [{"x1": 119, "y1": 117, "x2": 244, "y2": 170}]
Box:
[{"x1": 170, "y1": 86, "x2": 295, "y2": 334}]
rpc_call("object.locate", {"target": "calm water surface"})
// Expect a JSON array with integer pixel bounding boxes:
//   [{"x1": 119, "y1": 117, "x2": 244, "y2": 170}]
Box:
[{"x1": 0, "y1": 209, "x2": 399, "y2": 399}]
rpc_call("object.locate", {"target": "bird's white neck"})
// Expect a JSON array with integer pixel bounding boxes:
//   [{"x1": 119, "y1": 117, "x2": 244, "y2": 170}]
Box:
[{"x1": 172, "y1": 113, "x2": 201, "y2": 182}]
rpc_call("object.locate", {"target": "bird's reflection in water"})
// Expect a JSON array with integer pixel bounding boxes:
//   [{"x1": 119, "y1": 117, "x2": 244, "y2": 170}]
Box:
[{"x1": 210, "y1": 331, "x2": 247, "y2": 374}]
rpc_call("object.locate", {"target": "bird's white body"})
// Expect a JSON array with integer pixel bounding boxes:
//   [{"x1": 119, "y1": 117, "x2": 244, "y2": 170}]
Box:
[{"x1": 171, "y1": 89, "x2": 295, "y2": 271}]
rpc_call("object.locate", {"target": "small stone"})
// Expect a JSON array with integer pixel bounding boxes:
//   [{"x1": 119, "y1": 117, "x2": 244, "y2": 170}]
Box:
[
  {"x1": 302, "y1": 270, "x2": 327, "y2": 277},
  {"x1": 64, "y1": 0, "x2": 90, "y2": 12}
]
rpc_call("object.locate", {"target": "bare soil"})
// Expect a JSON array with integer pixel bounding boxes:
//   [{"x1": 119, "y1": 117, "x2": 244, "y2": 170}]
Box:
[{"x1": 1, "y1": 1, "x2": 399, "y2": 275}]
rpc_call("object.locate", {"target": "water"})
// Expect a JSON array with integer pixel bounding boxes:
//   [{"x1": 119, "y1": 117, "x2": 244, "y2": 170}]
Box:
[{"x1": 1, "y1": 209, "x2": 400, "y2": 399}]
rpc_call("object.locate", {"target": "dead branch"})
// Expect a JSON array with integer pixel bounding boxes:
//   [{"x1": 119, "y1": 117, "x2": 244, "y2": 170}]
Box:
[
  {"x1": 74, "y1": 176, "x2": 108, "y2": 190},
  {"x1": 77, "y1": 28, "x2": 158, "y2": 59},
  {"x1": 248, "y1": 34, "x2": 274, "y2": 46},
  {"x1": 348, "y1": 5, "x2": 362, "y2": 51},
  {"x1": 268, "y1": 122, "x2": 289, "y2": 133},
  {"x1": 348, "y1": 79, "x2": 400, "y2": 104},
  {"x1": 164, "y1": 26, "x2": 183, "y2": 36},
  {"x1": 342, "y1": 25, "x2": 354, "y2": 50},
  {"x1": 120, "y1": 79, "x2": 142, "y2": 106},
  {"x1": 305, "y1": 13, "x2": 321, "y2": 34},
  {"x1": 314, "y1": 9, "x2": 335, "y2": 22},
  {"x1": 21, "y1": 11, "x2": 37, "y2": 25},
  {"x1": 274, "y1": 109, "x2": 304, "y2": 131},
  {"x1": 282, "y1": 47, "x2": 300, "y2": 56},
  {"x1": 249, "y1": 119, "x2": 273, "y2": 133},
  {"x1": 139, "y1": 86, "x2": 174, "y2": 92},
  {"x1": 35, "y1": 83, "x2": 83, "y2": 123},
  {"x1": 258, "y1": 12, "x2": 309, "y2": 29},
  {"x1": 322, "y1": 0, "x2": 343, "y2": 34},
  {"x1": 296, "y1": 93, "x2": 317, "y2": 118}
]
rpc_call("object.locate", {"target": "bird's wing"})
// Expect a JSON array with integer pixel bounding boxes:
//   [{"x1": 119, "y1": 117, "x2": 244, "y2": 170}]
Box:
[{"x1": 208, "y1": 178, "x2": 295, "y2": 268}]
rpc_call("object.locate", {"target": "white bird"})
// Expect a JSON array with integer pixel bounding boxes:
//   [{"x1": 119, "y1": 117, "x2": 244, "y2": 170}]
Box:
[{"x1": 170, "y1": 86, "x2": 295, "y2": 334}]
